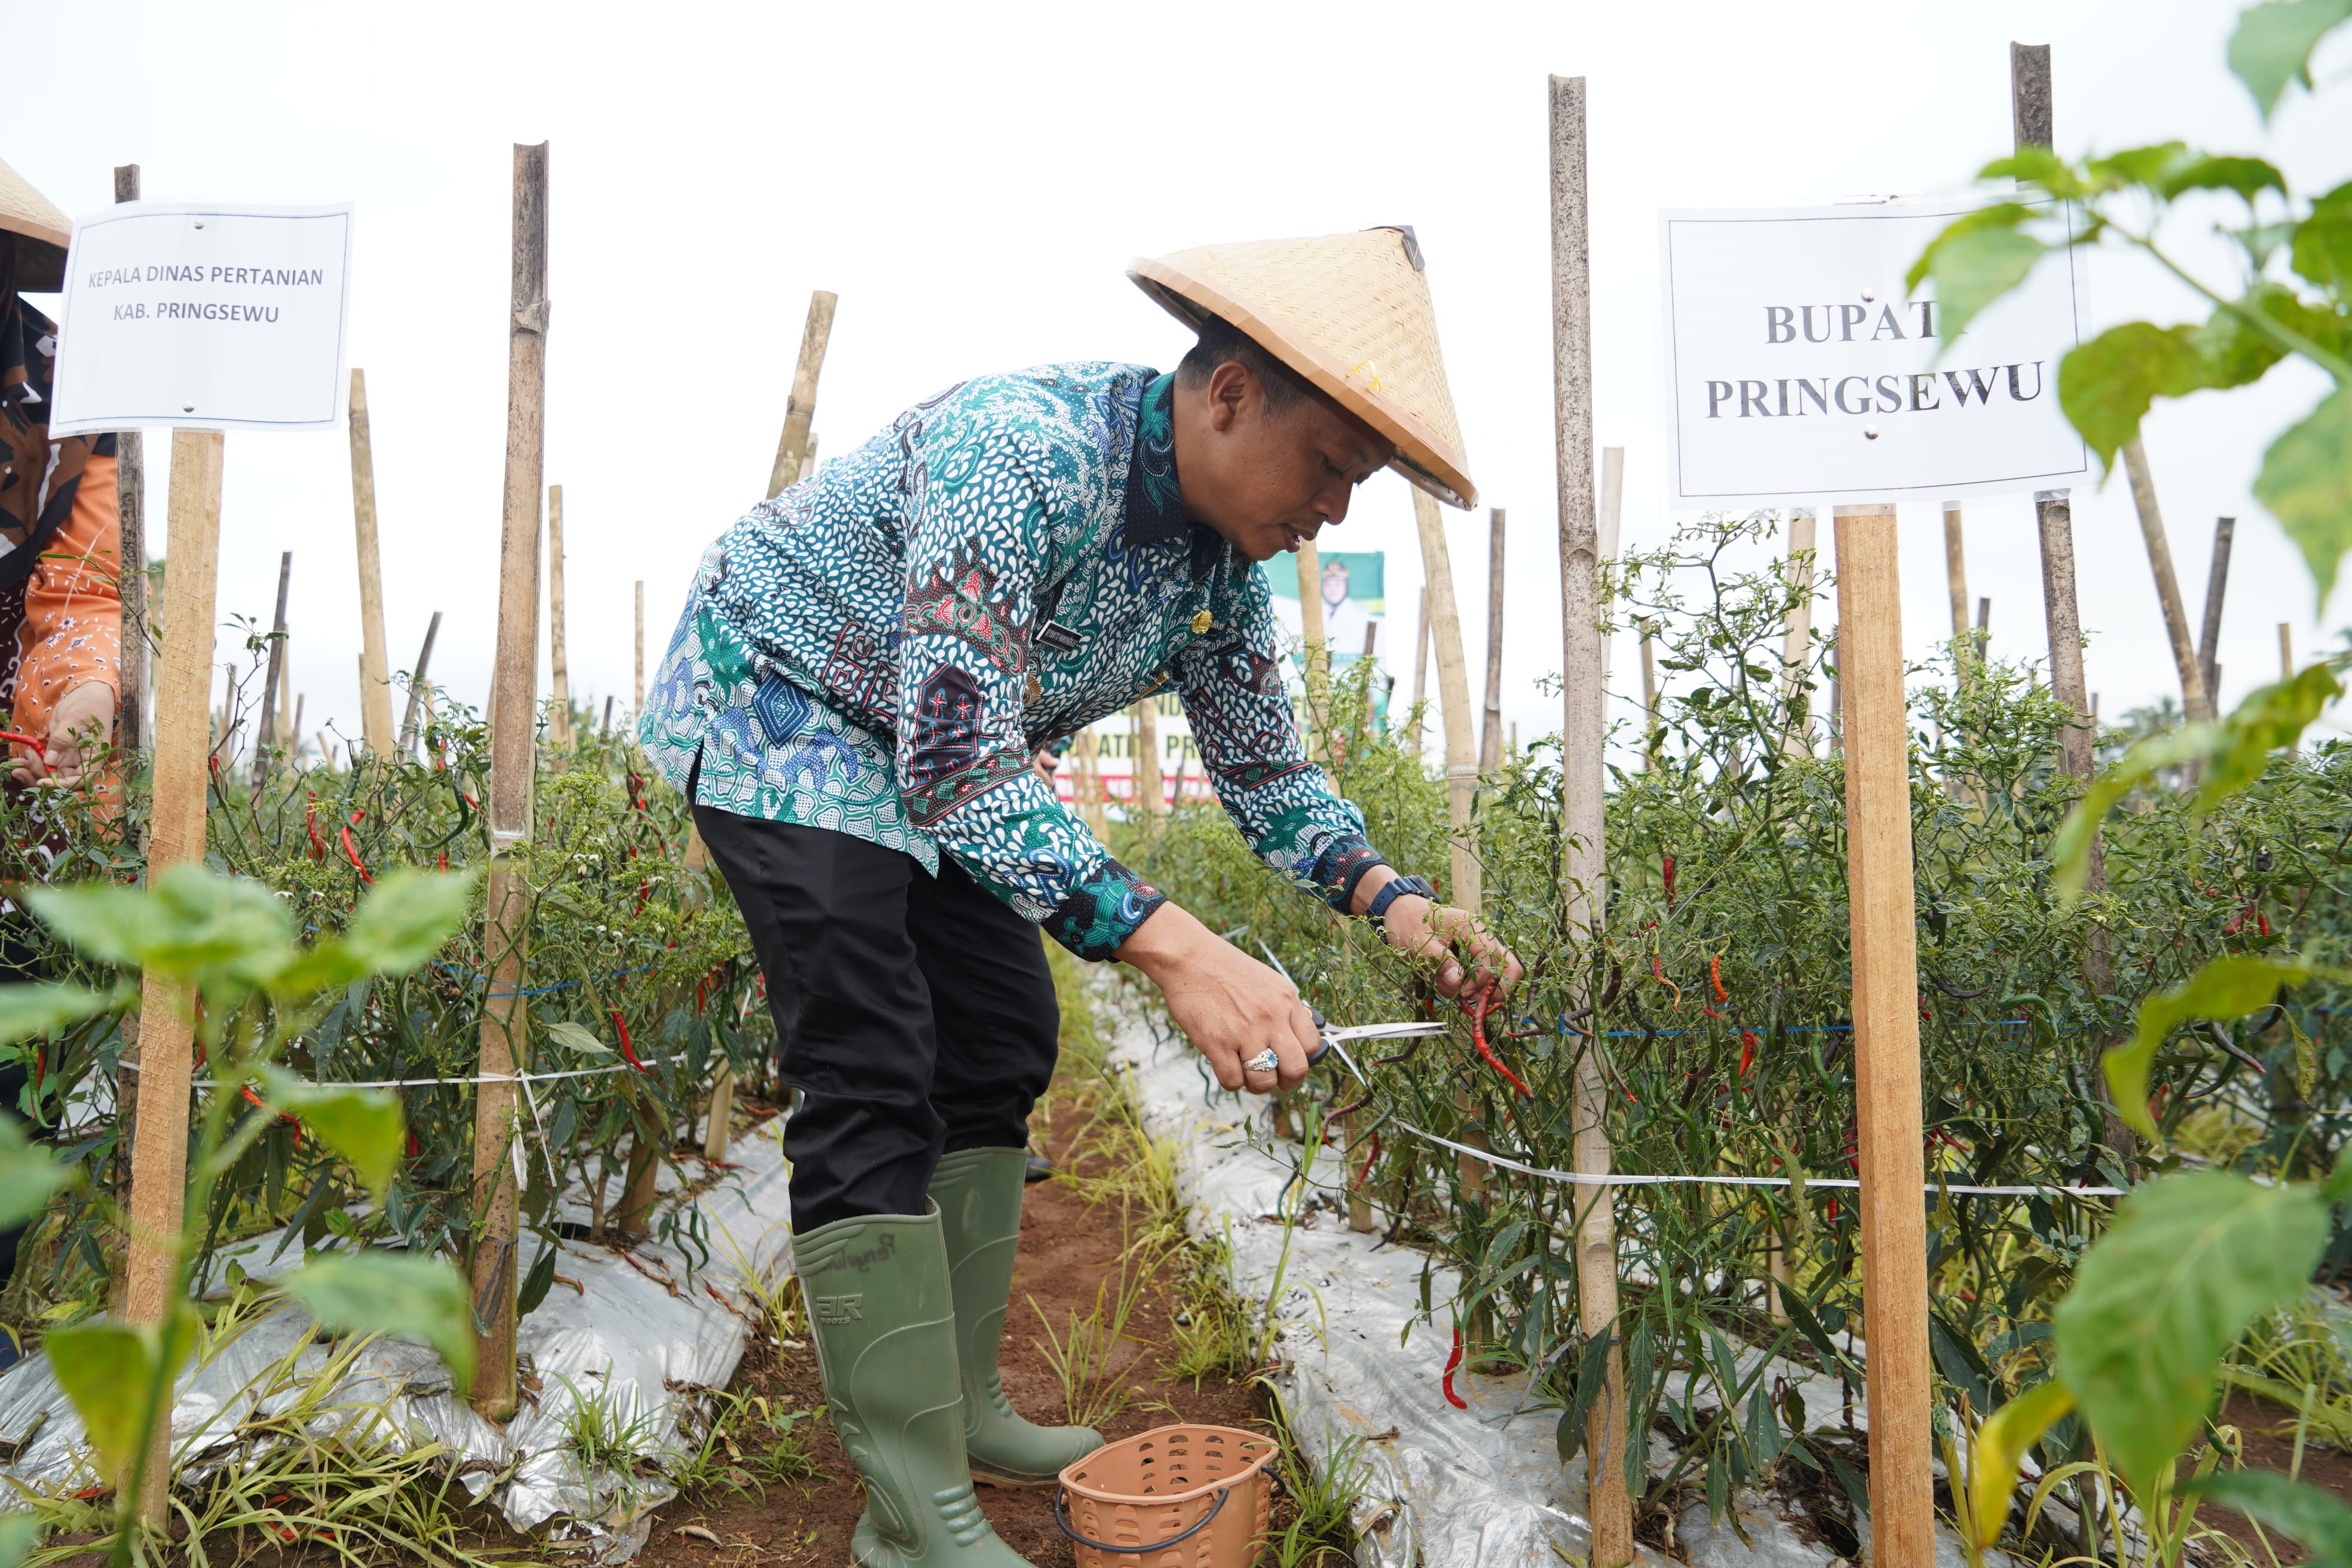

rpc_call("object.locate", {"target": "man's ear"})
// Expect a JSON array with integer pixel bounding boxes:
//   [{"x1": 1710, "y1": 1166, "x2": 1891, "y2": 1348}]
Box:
[{"x1": 1205, "y1": 360, "x2": 1252, "y2": 433}]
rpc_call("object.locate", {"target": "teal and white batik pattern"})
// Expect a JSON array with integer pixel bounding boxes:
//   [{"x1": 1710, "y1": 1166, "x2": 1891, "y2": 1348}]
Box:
[{"x1": 641, "y1": 364, "x2": 1391, "y2": 959}]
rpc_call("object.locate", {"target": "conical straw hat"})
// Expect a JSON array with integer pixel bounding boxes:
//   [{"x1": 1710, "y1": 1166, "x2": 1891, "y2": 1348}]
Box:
[
  {"x1": 1129, "y1": 228, "x2": 1477, "y2": 509},
  {"x1": 0, "y1": 155, "x2": 71, "y2": 292}
]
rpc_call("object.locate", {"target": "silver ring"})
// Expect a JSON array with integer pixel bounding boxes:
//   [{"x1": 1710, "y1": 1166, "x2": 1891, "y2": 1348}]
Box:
[{"x1": 1244, "y1": 1049, "x2": 1280, "y2": 1075}]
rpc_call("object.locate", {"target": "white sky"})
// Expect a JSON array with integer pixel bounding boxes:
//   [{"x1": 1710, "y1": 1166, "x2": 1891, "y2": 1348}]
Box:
[{"x1": 9, "y1": 0, "x2": 2350, "y2": 762}]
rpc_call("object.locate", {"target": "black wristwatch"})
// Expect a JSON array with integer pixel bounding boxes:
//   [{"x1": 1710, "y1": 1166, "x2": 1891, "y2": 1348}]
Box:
[{"x1": 1364, "y1": 874, "x2": 1436, "y2": 927}]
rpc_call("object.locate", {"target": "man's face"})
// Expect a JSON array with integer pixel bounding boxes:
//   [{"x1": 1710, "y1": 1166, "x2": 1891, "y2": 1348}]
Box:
[{"x1": 1172, "y1": 361, "x2": 1391, "y2": 563}]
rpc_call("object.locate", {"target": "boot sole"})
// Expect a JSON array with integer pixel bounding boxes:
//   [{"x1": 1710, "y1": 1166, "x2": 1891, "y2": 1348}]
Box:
[{"x1": 970, "y1": 1467, "x2": 1059, "y2": 1489}]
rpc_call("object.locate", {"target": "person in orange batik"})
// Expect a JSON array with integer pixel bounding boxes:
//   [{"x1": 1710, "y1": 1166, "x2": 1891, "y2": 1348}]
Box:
[{"x1": 0, "y1": 156, "x2": 121, "y2": 794}]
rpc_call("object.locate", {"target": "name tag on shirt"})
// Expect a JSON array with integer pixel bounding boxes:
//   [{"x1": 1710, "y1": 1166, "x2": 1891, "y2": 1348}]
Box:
[{"x1": 1037, "y1": 621, "x2": 1082, "y2": 653}]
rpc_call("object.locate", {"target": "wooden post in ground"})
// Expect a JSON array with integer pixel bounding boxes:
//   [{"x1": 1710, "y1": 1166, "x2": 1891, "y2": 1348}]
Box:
[
  {"x1": 767, "y1": 290, "x2": 839, "y2": 498},
  {"x1": 547, "y1": 484, "x2": 572, "y2": 752},
  {"x1": 121, "y1": 430, "x2": 225, "y2": 1516},
  {"x1": 470, "y1": 142, "x2": 549, "y2": 1424},
  {"x1": 1781, "y1": 510, "x2": 1818, "y2": 756},
  {"x1": 633, "y1": 581, "x2": 644, "y2": 718},
  {"x1": 1480, "y1": 509, "x2": 1506, "y2": 771},
  {"x1": 2120, "y1": 438, "x2": 2212, "y2": 722},
  {"x1": 2198, "y1": 516, "x2": 2234, "y2": 704},
  {"x1": 1639, "y1": 625, "x2": 1659, "y2": 768},
  {"x1": 256, "y1": 553, "x2": 292, "y2": 785},
  {"x1": 1293, "y1": 540, "x2": 1328, "y2": 756},
  {"x1": 1405, "y1": 587, "x2": 1431, "y2": 752},
  {"x1": 1943, "y1": 504, "x2": 1971, "y2": 670},
  {"x1": 112, "y1": 165, "x2": 149, "y2": 755},
  {"x1": 1831, "y1": 504, "x2": 1934, "y2": 1568},
  {"x1": 347, "y1": 369, "x2": 399, "y2": 756},
  {"x1": 1134, "y1": 694, "x2": 1162, "y2": 816},
  {"x1": 399, "y1": 611, "x2": 442, "y2": 755},
  {"x1": 1551, "y1": 72, "x2": 1630, "y2": 1566},
  {"x1": 2282, "y1": 624, "x2": 2298, "y2": 754}
]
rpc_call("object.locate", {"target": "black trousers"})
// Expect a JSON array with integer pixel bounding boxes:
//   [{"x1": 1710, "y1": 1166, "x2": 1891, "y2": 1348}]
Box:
[{"x1": 694, "y1": 806, "x2": 1061, "y2": 1233}]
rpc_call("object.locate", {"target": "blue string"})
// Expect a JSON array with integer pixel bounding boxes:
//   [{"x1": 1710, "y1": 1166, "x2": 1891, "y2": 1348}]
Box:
[{"x1": 432, "y1": 960, "x2": 662, "y2": 1000}]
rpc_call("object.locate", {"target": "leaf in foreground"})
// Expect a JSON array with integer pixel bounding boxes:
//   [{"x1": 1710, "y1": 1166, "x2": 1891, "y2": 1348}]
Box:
[
  {"x1": 0, "y1": 1512, "x2": 33, "y2": 1568},
  {"x1": 283, "y1": 1251, "x2": 476, "y2": 1396},
  {"x1": 2227, "y1": 0, "x2": 2352, "y2": 120},
  {"x1": 2194, "y1": 1471, "x2": 2352, "y2": 1567},
  {"x1": 341, "y1": 868, "x2": 477, "y2": 975},
  {"x1": 0, "y1": 982, "x2": 119, "y2": 1046},
  {"x1": 257, "y1": 1068, "x2": 406, "y2": 1202},
  {"x1": 1963, "y1": 1379, "x2": 2074, "y2": 1559},
  {"x1": 2255, "y1": 386, "x2": 2352, "y2": 607},
  {"x1": 2054, "y1": 1171, "x2": 2330, "y2": 1496},
  {"x1": 47, "y1": 1307, "x2": 199, "y2": 1484},
  {"x1": 2105, "y1": 954, "x2": 2325, "y2": 1139}
]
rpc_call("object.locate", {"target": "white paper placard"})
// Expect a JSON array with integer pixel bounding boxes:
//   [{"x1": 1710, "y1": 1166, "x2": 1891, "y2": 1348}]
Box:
[
  {"x1": 47, "y1": 201, "x2": 354, "y2": 434},
  {"x1": 1659, "y1": 197, "x2": 2088, "y2": 509}
]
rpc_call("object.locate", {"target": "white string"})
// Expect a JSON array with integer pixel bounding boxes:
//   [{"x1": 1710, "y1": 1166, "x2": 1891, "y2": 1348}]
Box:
[{"x1": 115, "y1": 1056, "x2": 681, "y2": 1088}]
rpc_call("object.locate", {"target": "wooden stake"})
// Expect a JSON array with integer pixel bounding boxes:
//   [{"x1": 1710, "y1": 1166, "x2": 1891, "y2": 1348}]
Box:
[
  {"x1": 1781, "y1": 511, "x2": 1818, "y2": 756},
  {"x1": 1412, "y1": 489, "x2": 1479, "y2": 909},
  {"x1": 2198, "y1": 516, "x2": 2234, "y2": 703},
  {"x1": 347, "y1": 369, "x2": 399, "y2": 755},
  {"x1": 1134, "y1": 693, "x2": 1162, "y2": 815},
  {"x1": 548, "y1": 484, "x2": 572, "y2": 751},
  {"x1": 1480, "y1": 510, "x2": 1506, "y2": 771},
  {"x1": 633, "y1": 581, "x2": 644, "y2": 717},
  {"x1": 1598, "y1": 448, "x2": 1624, "y2": 686},
  {"x1": 470, "y1": 142, "x2": 549, "y2": 1423},
  {"x1": 1293, "y1": 540, "x2": 1327, "y2": 756},
  {"x1": 1832, "y1": 504, "x2": 1934, "y2": 1568},
  {"x1": 1639, "y1": 625, "x2": 1659, "y2": 768},
  {"x1": 767, "y1": 290, "x2": 839, "y2": 498},
  {"x1": 2120, "y1": 438, "x2": 2212, "y2": 722},
  {"x1": 2282, "y1": 623, "x2": 2298, "y2": 754},
  {"x1": 1551, "y1": 73, "x2": 1630, "y2": 1566},
  {"x1": 399, "y1": 611, "x2": 443, "y2": 755},
  {"x1": 113, "y1": 165, "x2": 149, "y2": 756},
  {"x1": 257, "y1": 552, "x2": 292, "y2": 760},
  {"x1": 122, "y1": 430, "x2": 224, "y2": 1517}
]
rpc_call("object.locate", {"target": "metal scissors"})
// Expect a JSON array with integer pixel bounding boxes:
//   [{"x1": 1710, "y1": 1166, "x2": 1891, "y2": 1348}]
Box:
[{"x1": 1304, "y1": 1007, "x2": 1446, "y2": 1076}]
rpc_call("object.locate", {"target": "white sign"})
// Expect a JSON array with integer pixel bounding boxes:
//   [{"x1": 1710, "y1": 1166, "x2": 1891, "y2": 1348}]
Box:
[
  {"x1": 1659, "y1": 198, "x2": 2088, "y2": 509},
  {"x1": 48, "y1": 201, "x2": 354, "y2": 434}
]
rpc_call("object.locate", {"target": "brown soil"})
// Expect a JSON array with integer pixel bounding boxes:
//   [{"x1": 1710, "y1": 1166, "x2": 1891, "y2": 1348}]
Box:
[{"x1": 635, "y1": 1102, "x2": 1269, "y2": 1568}]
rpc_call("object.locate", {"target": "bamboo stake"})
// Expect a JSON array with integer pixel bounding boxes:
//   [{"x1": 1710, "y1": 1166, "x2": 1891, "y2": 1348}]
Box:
[
  {"x1": 399, "y1": 611, "x2": 442, "y2": 755},
  {"x1": 1551, "y1": 72, "x2": 1630, "y2": 1565},
  {"x1": 2120, "y1": 437, "x2": 2212, "y2": 722},
  {"x1": 1943, "y1": 503, "x2": 1970, "y2": 669},
  {"x1": 1413, "y1": 489, "x2": 1478, "y2": 909},
  {"x1": 2199, "y1": 516, "x2": 2234, "y2": 703},
  {"x1": 1639, "y1": 625, "x2": 1659, "y2": 769},
  {"x1": 122, "y1": 430, "x2": 224, "y2": 1517},
  {"x1": 113, "y1": 165, "x2": 149, "y2": 756},
  {"x1": 767, "y1": 290, "x2": 839, "y2": 498},
  {"x1": 1406, "y1": 586, "x2": 1431, "y2": 752},
  {"x1": 1294, "y1": 540, "x2": 1328, "y2": 757},
  {"x1": 2283, "y1": 623, "x2": 2298, "y2": 755},
  {"x1": 470, "y1": 142, "x2": 549, "y2": 1423},
  {"x1": 1598, "y1": 448, "x2": 1624, "y2": 685},
  {"x1": 1781, "y1": 511, "x2": 1818, "y2": 757},
  {"x1": 289, "y1": 694, "x2": 304, "y2": 762},
  {"x1": 548, "y1": 484, "x2": 572, "y2": 751},
  {"x1": 347, "y1": 369, "x2": 398, "y2": 755},
  {"x1": 633, "y1": 581, "x2": 644, "y2": 718},
  {"x1": 1480, "y1": 509, "x2": 1506, "y2": 771},
  {"x1": 1832, "y1": 504, "x2": 1934, "y2": 1568},
  {"x1": 257, "y1": 552, "x2": 292, "y2": 763},
  {"x1": 1134, "y1": 693, "x2": 1162, "y2": 816}
]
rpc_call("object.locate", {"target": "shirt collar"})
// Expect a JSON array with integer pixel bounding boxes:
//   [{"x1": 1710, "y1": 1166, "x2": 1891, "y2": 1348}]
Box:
[{"x1": 1120, "y1": 372, "x2": 1239, "y2": 584}]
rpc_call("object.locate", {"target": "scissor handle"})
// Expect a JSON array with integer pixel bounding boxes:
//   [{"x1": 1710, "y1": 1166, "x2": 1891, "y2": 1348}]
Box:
[{"x1": 1306, "y1": 1006, "x2": 1331, "y2": 1067}]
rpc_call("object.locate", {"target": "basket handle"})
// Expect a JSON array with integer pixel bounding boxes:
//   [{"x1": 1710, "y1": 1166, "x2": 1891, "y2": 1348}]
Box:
[{"x1": 1054, "y1": 1484, "x2": 1229, "y2": 1555}]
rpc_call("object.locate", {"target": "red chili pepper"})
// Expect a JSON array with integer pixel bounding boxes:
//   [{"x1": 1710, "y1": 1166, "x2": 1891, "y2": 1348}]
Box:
[
  {"x1": 437, "y1": 851, "x2": 448, "y2": 872},
  {"x1": 209, "y1": 754, "x2": 222, "y2": 786},
  {"x1": 634, "y1": 880, "x2": 650, "y2": 917},
  {"x1": 1355, "y1": 1132, "x2": 1382, "y2": 1189},
  {"x1": 695, "y1": 976, "x2": 708, "y2": 1016},
  {"x1": 1710, "y1": 956, "x2": 1728, "y2": 1003},
  {"x1": 612, "y1": 1010, "x2": 647, "y2": 1071},
  {"x1": 406, "y1": 1129, "x2": 421, "y2": 1159},
  {"x1": 1469, "y1": 987, "x2": 1533, "y2": 1098},
  {"x1": 0, "y1": 730, "x2": 46, "y2": 758},
  {"x1": 304, "y1": 797, "x2": 326, "y2": 860},
  {"x1": 32, "y1": 1046, "x2": 46, "y2": 1094},
  {"x1": 340, "y1": 825, "x2": 373, "y2": 883},
  {"x1": 1443, "y1": 1327, "x2": 1469, "y2": 1410},
  {"x1": 2260, "y1": 911, "x2": 2272, "y2": 937},
  {"x1": 1652, "y1": 956, "x2": 1685, "y2": 1013},
  {"x1": 1663, "y1": 855, "x2": 1676, "y2": 912},
  {"x1": 1738, "y1": 1031, "x2": 1757, "y2": 1077}
]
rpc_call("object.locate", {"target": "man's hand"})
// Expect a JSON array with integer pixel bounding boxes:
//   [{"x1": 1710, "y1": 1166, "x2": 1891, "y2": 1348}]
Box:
[
  {"x1": 1031, "y1": 747, "x2": 1061, "y2": 788},
  {"x1": 1114, "y1": 901, "x2": 1317, "y2": 1095},
  {"x1": 1355, "y1": 868, "x2": 1523, "y2": 999},
  {"x1": 12, "y1": 682, "x2": 115, "y2": 789}
]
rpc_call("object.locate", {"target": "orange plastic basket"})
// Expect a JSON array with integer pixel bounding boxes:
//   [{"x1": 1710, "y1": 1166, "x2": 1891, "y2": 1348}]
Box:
[{"x1": 1055, "y1": 1425, "x2": 1279, "y2": 1568}]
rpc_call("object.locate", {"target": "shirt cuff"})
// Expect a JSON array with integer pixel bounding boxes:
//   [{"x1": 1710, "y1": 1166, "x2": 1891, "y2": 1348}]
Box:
[
  {"x1": 1045, "y1": 857, "x2": 1168, "y2": 961},
  {"x1": 1313, "y1": 835, "x2": 1389, "y2": 914}
]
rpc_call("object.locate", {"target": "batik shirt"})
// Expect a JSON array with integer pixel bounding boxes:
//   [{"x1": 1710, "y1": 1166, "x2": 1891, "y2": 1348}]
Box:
[{"x1": 641, "y1": 363, "x2": 1391, "y2": 960}]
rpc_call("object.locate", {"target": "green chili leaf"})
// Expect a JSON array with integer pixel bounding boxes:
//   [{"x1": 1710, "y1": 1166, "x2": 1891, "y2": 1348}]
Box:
[
  {"x1": 2056, "y1": 1171, "x2": 2330, "y2": 1496},
  {"x1": 2154, "y1": 154, "x2": 2288, "y2": 203},
  {"x1": 2291, "y1": 180, "x2": 2352, "y2": 295},
  {"x1": 2105, "y1": 956, "x2": 2335, "y2": 1141},
  {"x1": 2228, "y1": 0, "x2": 2352, "y2": 120},
  {"x1": 281, "y1": 1251, "x2": 476, "y2": 1396},
  {"x1": 1963, "y1": 1379, "x2": 2075, "y2": 1559},
  {"x1": 0, "y1": 1116, "x2": 69, "y2": 1229},
  {"x1": 1905, "y1": 204, "x2": 2045, "y2": 349},
  {"x1": 0, "y1": 982, "x2": 122, "y2": 1046},
  {"x1": 47, "y1": 1306, "x2": 199, "y2": 1484},
  {"x1": 341, "y1": 868, "x2": 478, "y2": 976},
  {"x1": 2255, "y1": 386, "x2": 2352, "y2": 605},
  {"x1": 256, "y1": 1068, "x2": 406, "y2": 1202},
  {"x1": 27, "y1": 863, "x2": 295, "y2": 988}
]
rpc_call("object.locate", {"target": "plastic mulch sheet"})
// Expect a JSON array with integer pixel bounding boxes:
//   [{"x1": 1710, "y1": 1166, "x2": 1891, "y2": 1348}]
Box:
[
  {"x1": 1104, "y1": 989, "x2": 1997, "y2": 1568},
  {"x1": 0, "y1": 1119, "x2": 795, "y2": 1564}
]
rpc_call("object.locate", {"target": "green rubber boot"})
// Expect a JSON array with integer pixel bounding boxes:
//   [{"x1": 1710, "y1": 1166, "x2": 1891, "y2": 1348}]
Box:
[
  {"x1": 795, "y1": 1206, "x2": 1028, "y2": 1568},
  {"x1": 929, "y1": 1146, "x2": 1104, "y2": 1487}
]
